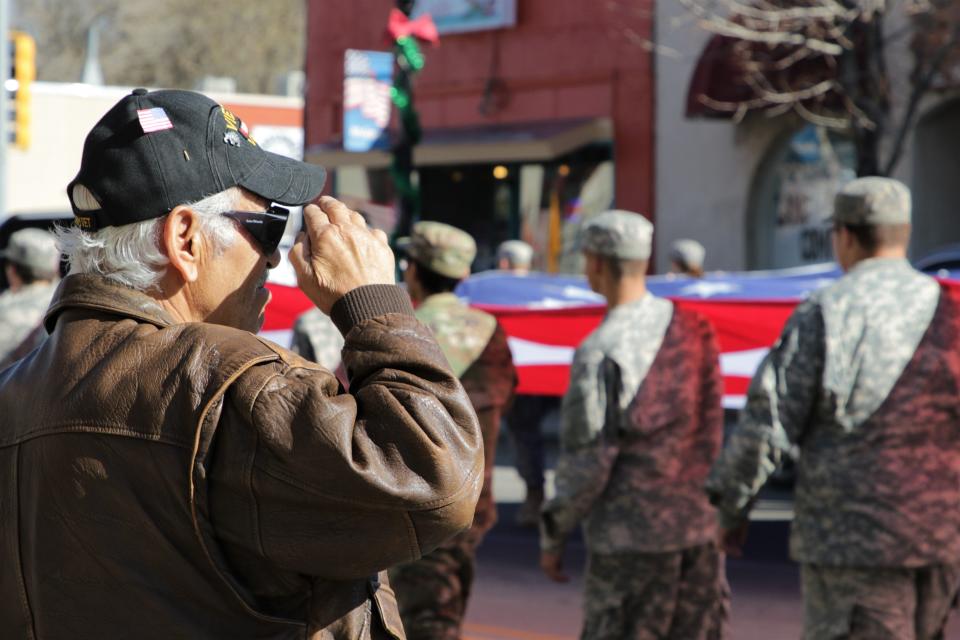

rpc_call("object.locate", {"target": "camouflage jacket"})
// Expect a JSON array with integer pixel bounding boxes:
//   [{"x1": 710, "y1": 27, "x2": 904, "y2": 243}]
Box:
[
  {"x1": 0, "y1": 280, "x2": 58, "y2": 364},
  {"x1": 541, "y1": 293, "x2": 723, "y2": 554},
  {"x1": 415, "y1": 292, "x2": 517, "y2": 550},
  {"x1": 707, "y1": 258, "x2": 960, "y2": 567},
  {"x1": 290, "y1": 308, "x2": 345, "y2": 373}
]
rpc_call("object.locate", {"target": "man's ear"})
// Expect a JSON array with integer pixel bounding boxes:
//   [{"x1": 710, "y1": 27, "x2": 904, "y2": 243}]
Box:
[
  {"x1": 837, "y1": 226, "x2": 857, "y2": 254},
  {"x1": 583, "y1": 252, "x2": 600, "y2": 277},
  {"x1": 162, "y1": 206, "x2": 204, "y2": 283},
  {"x1": 4, "y1": 262, "x2": 19, "y2": 289}
]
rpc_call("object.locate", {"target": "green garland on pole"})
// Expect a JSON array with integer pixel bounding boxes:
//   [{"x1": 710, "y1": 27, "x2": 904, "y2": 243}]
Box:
[
  {"x1": 390, "y1": 10, "x2": 426, "y2": 243},
  {"x1": 390, "y1": 37, "x2": 423, "y2": 202},
  {"x1": 396, "y1": 36, "x2": 425, "y2": 73}
]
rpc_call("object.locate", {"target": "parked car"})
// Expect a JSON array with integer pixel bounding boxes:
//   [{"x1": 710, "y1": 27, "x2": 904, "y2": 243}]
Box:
[{"x1": 914, "y1": 244, "x2": 960, "y2": 276}]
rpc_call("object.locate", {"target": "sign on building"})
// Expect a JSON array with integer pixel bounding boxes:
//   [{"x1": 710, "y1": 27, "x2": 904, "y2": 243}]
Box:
[
  {"x1": 343, "y1": 49, "x2": 394, "y2": 152},
  {"x1": 412, "y1": 0, "x2": 516, "y2": 35}
]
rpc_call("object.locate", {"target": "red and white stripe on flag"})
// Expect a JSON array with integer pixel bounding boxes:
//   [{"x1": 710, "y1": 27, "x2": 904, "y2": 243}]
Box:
[
  {"x1": 260, "y1": 283, "x2": 795, "y2": 407},
  {"x1": 476, "y1": 301, "x2": 795, "y2": 406},
  {"x1": 261, "y1": 281, "x2": 960, "y2": 407},
  {"x1": 137, "y1": 107, "x2": 174, "y2": 133}
]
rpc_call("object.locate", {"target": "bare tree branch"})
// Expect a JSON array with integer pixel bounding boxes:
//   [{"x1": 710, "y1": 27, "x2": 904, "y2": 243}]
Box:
[
  {"x1": 621, "y1": 26, "x2": 684, "y2": 58},
  {"x1": 702, "y1": 19, "x2": 845, "y2": 55},
  {"x1": 795, "y1": 100, "x2": 851, "y2": 128},
  {"x1": 883, "y1": 22, "x2": 960, "y2": 175},
  {"x1": 678, "y1": 0, "x2": 849, "y2": 54},
  {"x1": 716, "y1": 0, "x2": 855, "y2": 23},
  {"x1": 748, "y1": 77, "x2": 839, "y2": 105},
  {"x1": 674, "y1": 0, "x2": 953, "y2": 175},
  {"x1": 840, "y1": 94, "x2": 878, "y2": 130}
]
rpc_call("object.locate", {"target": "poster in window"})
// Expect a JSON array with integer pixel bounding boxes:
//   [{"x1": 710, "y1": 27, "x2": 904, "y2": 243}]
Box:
[
  {"x1": 771, "y1": 126, "x2": 855, "y2": 268},
  {"x1": 343, "y1": 49, "x2": 394, "y2": 153}
]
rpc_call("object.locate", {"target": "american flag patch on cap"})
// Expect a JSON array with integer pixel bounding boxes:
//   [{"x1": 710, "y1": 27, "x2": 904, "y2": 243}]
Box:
[{"x1": 137, "y1": 107, "x2": 174, "y2": 133}]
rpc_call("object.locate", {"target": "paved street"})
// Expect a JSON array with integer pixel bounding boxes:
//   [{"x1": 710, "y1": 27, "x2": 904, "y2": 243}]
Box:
[{"x1": 466, "y1": 466, "x2": 960, "y2": 639}]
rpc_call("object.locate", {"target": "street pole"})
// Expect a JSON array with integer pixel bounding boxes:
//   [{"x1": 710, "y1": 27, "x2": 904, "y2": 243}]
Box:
[
  {"x1": 0, "y1": 0, "x2": 10, "y2": 222},
  {"x1": 391, "y1": 0, "x2": 420, "y2": 242}
]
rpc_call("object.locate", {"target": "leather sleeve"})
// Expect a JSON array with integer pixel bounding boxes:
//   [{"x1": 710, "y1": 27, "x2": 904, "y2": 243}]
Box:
[{"x1": 209, "y1": 299, "x2": 483, "y2": 581}]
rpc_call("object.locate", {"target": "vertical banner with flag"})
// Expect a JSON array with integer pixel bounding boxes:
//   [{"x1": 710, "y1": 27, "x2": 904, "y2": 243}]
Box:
[{"x1": 343, "y1": 49, "x2": 394, "y2": 152}]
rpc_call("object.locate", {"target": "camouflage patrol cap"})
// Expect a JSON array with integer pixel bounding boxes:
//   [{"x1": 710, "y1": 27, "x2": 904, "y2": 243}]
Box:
[
  {"x1": 0, "y1": 228, "x2": 60, "y2": 279},
  {"x1": 402, "y1": 221, "x2": 477, "y2": 279},
  {"x1": 579, "y1": 210, "x2": 653, "y2": 261},
  {"x1": 670, "y1": 238, "x2": 705, "y2": 269},
  {"x1": 496, "y1": 240, "x2": 534, "y2": 268},
  {"x1": 833, "y1": 177, "x2": 911, "y2": 226}
]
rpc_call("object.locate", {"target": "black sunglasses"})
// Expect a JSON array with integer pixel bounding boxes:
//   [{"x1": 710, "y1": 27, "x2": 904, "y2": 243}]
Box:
[{"x1": 222, "y1": 205, "x2": 290, "y2": 256}]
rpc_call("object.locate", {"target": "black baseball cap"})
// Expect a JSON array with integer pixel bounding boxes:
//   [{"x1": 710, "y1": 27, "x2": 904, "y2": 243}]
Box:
[{"x1": 67, "y1": 88, "x2": 327, "y2": 230}]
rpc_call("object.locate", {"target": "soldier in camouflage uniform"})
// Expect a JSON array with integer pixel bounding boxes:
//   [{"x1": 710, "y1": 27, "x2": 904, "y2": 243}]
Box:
[
  {"x1": 669, "y1": 238, "x2": 706, "y2": 278},
  {"x1": 0, "y1": 228, "x2": 61, "y2": 367},
  {"x1": 495, "y1": 238, "x2": 559, "y2": 526},
  {"x1": 540, "y1": 210, "x2": 728, "y2": 640},
  {"x1": 290, "y1": 307, "x2": 346, "y2": 383},
  {"x1": 390, "y1": 222, "x2": 517, "y2": 640},
  {"x1": 496, "y1": 239, "x2": 534, "y2": 274},
  {"x1": 707, "y1": 177, "x2": 960, "y2": 640}
]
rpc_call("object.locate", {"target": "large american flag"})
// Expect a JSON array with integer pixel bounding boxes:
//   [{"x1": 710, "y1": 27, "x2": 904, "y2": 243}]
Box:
[{"x1": 261, "y1": 265, "x2": 959, "y2": 408}]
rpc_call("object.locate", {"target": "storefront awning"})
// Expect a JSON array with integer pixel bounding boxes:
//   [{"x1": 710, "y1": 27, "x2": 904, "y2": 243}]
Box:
[
  {"x1": 305, "y1": 117, "x2": 612, "y2": 168},
  {"x1": 686, "y1": 35, "x2": 839, "y2": 119},
  {"x1": 686, "y1": 35, "x2": 756, "y2": 118}
]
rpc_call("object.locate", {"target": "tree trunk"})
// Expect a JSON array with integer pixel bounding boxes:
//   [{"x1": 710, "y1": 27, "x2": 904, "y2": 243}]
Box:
[
  {"x1": 839, "y1": 11, "x2": 890, "y2": 177},
  {"x1": 852, "y1": 125, "x2": 882, "y2": 176}
]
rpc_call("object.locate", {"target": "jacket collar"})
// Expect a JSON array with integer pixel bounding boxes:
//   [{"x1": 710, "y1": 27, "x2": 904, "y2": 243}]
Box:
[
  {"x1": 605, "y1": 290, "x2": 655, "y2": 322},
  {"x1": 848, "y1": 256, "x2": 911, "y2": 276},
  {"x1": 44, "y1": 274, "x2": 176, "y2": 332}
]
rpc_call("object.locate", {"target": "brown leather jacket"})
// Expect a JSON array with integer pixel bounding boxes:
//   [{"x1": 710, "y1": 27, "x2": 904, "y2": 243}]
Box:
[{"x1": 0, "y1": 274, "x2": 483, "y2": 639}]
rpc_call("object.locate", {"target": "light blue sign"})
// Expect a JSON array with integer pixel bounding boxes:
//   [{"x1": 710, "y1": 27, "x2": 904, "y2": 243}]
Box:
[
  {"x1": 412, "y1": 0, "x2": 516, "y2": 35},
  {"x1": 343, "y1": 49, "x2": 394, "y2": 152}
]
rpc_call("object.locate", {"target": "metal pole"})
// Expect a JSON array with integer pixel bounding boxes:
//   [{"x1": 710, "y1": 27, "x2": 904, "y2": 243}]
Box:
[
  {"x1": 391, "y1": 0, "x2": 419, "y2": 242},
  {"x1": 0, "y1": 0, "x2": 10, "y2": 222}
]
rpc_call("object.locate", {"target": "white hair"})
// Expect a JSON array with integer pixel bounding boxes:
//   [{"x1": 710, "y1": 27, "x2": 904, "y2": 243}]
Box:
[{"x1": 56, "y1": 186, "x2": 242, "y2": 292}]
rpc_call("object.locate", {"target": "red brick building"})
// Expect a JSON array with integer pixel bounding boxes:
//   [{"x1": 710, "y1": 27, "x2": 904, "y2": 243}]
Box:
[{"x1": 304, "y1": 0, "x2": 654, "y2": 270}]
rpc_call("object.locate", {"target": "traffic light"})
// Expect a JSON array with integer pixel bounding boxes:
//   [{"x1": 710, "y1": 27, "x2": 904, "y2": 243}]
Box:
[{"x1": 10, "y1": 31, "x2": 35, "y2": 150}]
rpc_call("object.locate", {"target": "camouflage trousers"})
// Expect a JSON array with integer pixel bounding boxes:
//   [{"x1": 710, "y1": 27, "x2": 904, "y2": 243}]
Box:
[
  {"x1": 801, "y1": 562, "x2": 960, "y2": 640},
  {"x1": 388, "y1": 545, "x2": 475, "y2": 640},
  {"x1": 581, "y1": 544, "x2": 729, "y2": 640}
]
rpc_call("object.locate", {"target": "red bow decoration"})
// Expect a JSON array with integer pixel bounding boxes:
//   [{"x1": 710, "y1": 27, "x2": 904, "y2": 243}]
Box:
[{"x1": 387, "y1": 8, "x2": 440, "y2": 45}]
